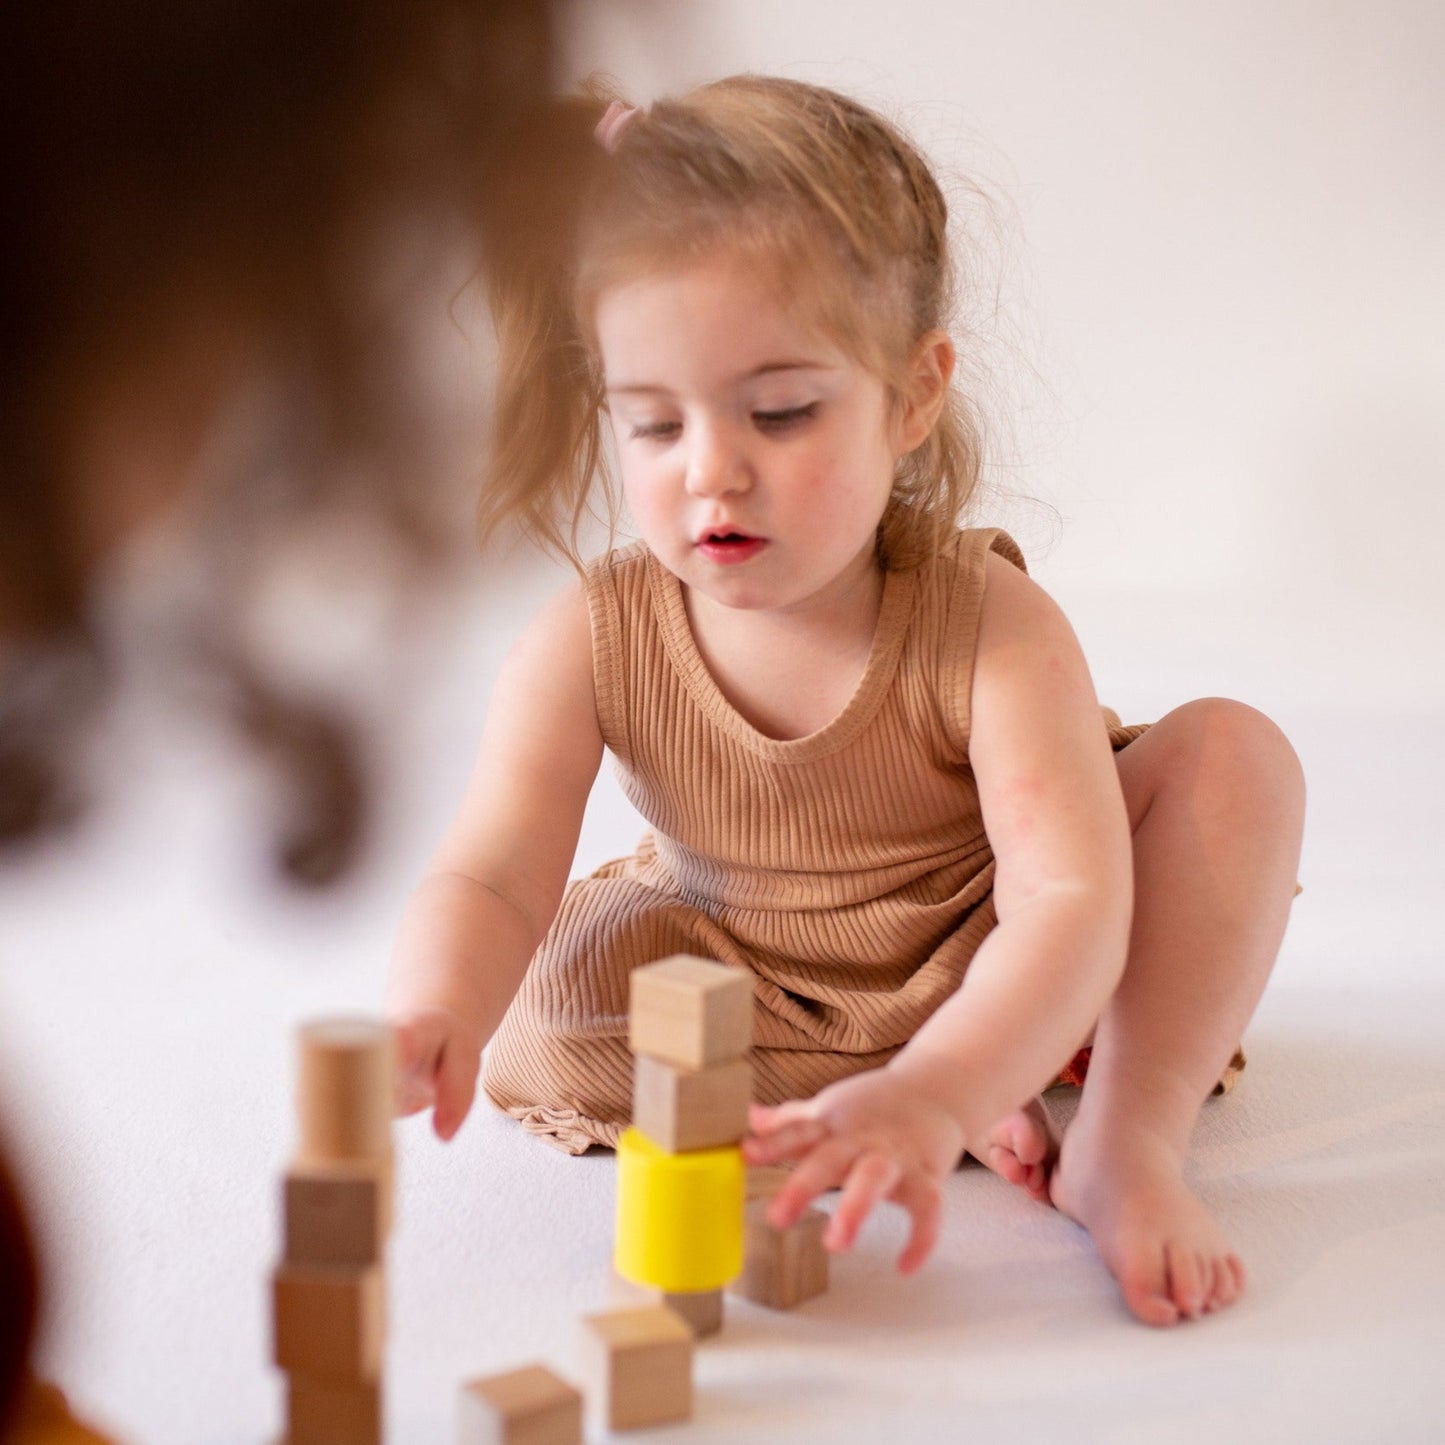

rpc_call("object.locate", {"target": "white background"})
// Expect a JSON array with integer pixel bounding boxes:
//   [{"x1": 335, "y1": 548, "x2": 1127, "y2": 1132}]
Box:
[
  {"x1": 1, "y1": 4, "x2": 1441, "y2": 1440},
  {"x1": 557, "y1": 0, "x2": 1445, "y2": 718}
]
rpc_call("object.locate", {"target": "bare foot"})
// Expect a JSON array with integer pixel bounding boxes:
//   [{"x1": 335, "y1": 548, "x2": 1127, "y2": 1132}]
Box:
[
  {"x1": 1049, "y1": 1124, "x2": 1246, "y2": 1326},
  {"x1": 975, "y1": 1096, "x2": 1057, "y2": 1204}
]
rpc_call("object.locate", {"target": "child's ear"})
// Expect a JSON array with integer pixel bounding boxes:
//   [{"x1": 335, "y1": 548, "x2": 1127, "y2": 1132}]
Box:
[{"x1": 894, "y1": 330, "x2": 955, "y2": 452}]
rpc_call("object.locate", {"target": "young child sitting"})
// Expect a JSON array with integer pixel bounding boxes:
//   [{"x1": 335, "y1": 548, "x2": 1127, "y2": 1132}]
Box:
[{"x1": 385, "y1": 75, "x2": 1305, "y2": 1327}]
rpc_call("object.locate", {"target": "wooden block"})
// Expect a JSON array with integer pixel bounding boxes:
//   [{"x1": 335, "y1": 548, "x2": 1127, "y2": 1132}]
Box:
[
  {"x1": 273, "y1": 1262, "x2": 384, "y2": 1382},
  {"x1": 297, "y1": 1017, "x2": 394, "y2": 1162},
  {"x1": 732, "y1": 1199, "x2": 830, "y2": 1309},
  {"x1": 284, "y1": 1160, "x2": 386, "y2": 1267},
  {"x1": 745, "y1": 1164, "x2": 794, "y2": 1202},
  {"x1": 578, "y1": 1305, "x2": 692, "y2": 1430},
  {"x1": 287, "y1": 1377, "x2": 382, "y2": 1445},
  {"x1": 628, "y1": 957, "x2": 752, "y2": 1070},
  {"x1": 632, "y1": 1053, "x2": 751, "y2": 1153},
  {"x1": 608, "y1": 1269, "x2": 725, "y2": 1338},
  {"x1": 662, "y1": 1288, "x2": 724, "y2": 1339},
  {"x1": 458, "y1": 1364, "x2": 582, "y2": 1445}
]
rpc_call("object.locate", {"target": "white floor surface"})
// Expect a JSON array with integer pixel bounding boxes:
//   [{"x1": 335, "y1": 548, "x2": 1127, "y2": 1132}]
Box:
[{"x1": 1, "y1": 585, "x2": 1442, "y2": 1443}]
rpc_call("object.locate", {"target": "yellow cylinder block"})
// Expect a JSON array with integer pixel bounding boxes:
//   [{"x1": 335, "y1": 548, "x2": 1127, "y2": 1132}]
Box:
[{"x1": 614, "y1": 1127, "x2": 745, "y2": 1293}]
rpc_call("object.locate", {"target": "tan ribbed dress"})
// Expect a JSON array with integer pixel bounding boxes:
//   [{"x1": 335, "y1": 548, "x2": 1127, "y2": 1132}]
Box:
[{"x1": 482, "y1": 528, "x2": 1149, "y2": 1152}]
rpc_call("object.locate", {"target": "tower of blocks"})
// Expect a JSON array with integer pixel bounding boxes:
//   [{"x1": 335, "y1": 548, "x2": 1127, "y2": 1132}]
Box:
[
  {"x1": 273, "y1": 1018, "x2": 395, "y2": 1445},
  {"x1": 615, "y1": 956, "x2": 754, "y2": 1339},
  {"x1": 458, "y1": 956, "x2": 827, "y2": 1440}
]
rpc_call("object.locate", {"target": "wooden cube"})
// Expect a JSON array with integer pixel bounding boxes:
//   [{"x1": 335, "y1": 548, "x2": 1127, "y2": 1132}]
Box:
[
  {"x1": 745, "y1": 1164, "x2": 795, "y2": 1202},
  {"x1": 608, "y1": 1269, "x2": 725, "y2": 1338},
  {"x1": 732, "y1": 1199, "x2": 830, "y2": 1309},
  {"x1": 284, "y1": 1160, "x2": 387, "y2": 1267},
  {"x1": 297, "y1": 1018, "x2": 394, "y2": 1162},
  {"x1": 458, "y1": 1364, "x2": 582, "y2": 1445},
  {"x1": 273, "y1": 1263, "x2": 384, "y2": 1381},
  {"x1": 578, "y1": 1305, "x2": 693, "y2": 1430},
  {"x1": 287, "y1": 1377, "x2": 382, "y2": 1445},
  {"x1": 628, "y1": 957, "x2": 752, "y2": 1070},
  {"x1": 632, "y1": 1053, "x2": 751, "y2": 1153}
]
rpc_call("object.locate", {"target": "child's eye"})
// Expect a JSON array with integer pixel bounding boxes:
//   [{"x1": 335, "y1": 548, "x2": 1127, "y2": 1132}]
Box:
[
  {"x1": 629, "y1": 420, "x2": 681, "y2": 442},
  {"x1": 753, "y1": 403, "x2": 818, "y2": 431}
]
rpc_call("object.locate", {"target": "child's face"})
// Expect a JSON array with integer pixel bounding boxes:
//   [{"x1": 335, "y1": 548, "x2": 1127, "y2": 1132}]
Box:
[{"x1": 596, "y1": 255, "x2": 904, "y2": 617}]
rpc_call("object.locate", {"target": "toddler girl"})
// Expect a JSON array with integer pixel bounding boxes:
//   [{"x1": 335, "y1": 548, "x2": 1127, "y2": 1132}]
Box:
[{"x1": 385, "y1": 76, "x2": 1305, "y2": 1327}]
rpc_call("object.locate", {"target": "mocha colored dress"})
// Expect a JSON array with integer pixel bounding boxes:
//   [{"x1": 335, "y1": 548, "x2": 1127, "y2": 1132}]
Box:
[{"x1": 482, "y1": 528, "x2": 1150, "y2": 1153}]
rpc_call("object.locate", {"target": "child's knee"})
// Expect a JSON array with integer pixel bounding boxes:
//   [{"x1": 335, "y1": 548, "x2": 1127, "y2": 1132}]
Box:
[{"x1": 1166, "y1": 697, "x2": 1305, "y2": 822}]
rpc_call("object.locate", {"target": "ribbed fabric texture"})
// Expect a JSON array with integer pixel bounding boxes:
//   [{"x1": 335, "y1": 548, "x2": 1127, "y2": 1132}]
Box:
[{"x1": 483, "y1": 528, "x2": 1149, "y2": 1153}]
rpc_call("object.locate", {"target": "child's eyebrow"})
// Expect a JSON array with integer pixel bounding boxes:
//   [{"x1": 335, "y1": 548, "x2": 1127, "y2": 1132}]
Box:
[{"x1": 606, "y1": 360, "x2": 835, "y2": 397}]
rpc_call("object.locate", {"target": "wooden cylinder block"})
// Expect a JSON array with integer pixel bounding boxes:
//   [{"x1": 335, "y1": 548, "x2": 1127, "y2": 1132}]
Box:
[{"x1": 296, "y1": 1018, "x2": 394, "y2": 1163}]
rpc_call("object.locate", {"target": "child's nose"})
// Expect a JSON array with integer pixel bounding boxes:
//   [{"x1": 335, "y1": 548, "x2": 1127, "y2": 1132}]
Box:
[{"x1": 684, "y1": 425, "x2": 750, "y2": 498}]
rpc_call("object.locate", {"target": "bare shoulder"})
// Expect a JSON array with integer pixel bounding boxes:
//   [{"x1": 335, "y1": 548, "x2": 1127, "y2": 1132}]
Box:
[
  {"x1": 489, "y1": 576, "x2": 597, "y2": 727},
  {"x1": 969, "y1": 546, "x2": 1105, "y2": 784},
  {"x1": 975, "y1": 546, "x2": 1083, "y2": 673},
  {"x1": 507, "y1": 575, "x2": 592, "y2": 671}
]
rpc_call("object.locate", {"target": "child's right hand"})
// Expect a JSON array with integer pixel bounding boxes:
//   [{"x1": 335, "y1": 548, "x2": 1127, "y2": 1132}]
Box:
[
  {"x1": 742, "y1": 1066, "x2": 968, "y2": 1275},
  {"x1": 390, "y1": 1007, "x2": 484, "y2": 1141}
]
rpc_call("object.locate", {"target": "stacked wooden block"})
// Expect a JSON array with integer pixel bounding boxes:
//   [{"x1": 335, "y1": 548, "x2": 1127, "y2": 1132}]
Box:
[
  {"x1": 273, "y1": 1019, "x2": 395, "y2": 1444},
  {"x1": 580, "y1": 955, "x2": 753, "y2": 1432},
  {"x1": 457, "y1": 953, "x2": 829, "y2": 1439},
  {"x1": 620, "y1": 955, "x2": 754, "y2": 1336}
]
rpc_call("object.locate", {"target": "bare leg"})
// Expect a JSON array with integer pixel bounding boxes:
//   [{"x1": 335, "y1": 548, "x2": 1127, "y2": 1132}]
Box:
[{"x1": 1049, "y1": 698, "x2": 1305, "y2": 1325}]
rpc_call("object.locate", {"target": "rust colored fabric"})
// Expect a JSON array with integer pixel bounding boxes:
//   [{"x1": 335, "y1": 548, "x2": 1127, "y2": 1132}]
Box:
[{"x1": 1054, "y1": 1046, "x2": 1246, "y2": 1097}]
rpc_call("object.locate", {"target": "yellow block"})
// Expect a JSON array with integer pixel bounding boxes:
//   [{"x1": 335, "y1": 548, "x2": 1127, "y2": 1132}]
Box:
[{"x1": 614, "y1": 1127, "x2": 744, "y2": 1292}]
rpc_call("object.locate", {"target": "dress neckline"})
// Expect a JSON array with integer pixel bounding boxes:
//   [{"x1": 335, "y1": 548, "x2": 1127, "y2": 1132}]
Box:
[{"x1": 645, "y1": 547, "x2": 916, "y2": 763}]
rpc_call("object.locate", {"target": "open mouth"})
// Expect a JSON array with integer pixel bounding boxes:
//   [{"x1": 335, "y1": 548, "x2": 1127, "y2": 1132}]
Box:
[{"x1": 696, "y1": 529, "x2": 766, "y2": 563}]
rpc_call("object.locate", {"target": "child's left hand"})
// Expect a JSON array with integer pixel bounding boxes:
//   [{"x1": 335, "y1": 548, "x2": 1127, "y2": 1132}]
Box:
[{"x1": 741, "y1": 1067, "x2": 967, "y2": 1275}]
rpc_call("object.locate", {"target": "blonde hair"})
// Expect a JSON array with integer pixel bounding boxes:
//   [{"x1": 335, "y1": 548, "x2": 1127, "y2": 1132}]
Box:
[{"x1": 478, "y1": 75, "x2": 986, "y2": 572}]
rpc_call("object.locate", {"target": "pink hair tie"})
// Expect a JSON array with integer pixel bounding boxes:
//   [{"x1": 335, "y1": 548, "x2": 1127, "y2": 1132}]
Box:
[{"x1": 595, "y1": 100, "x2": 640, "y2": 154}]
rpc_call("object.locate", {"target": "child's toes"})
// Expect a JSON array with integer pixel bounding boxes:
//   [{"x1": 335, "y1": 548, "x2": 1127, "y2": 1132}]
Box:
[
  {"x1": 1212, "y1": 1253, "x2": 1246, "y2": 1310},
  {"x1": 1120, "y1": 1256, "x2": 1180, "y2": 1328},
  {"x1": 986, "y1": 1143, "x2": 1023, "y2": 1186},
  {"x1": 1024, "y1": 1160, "x2": 1051, "y2": 1203},
  {"x1": 1167, "y1": 1243, "x2": 1207, "y2": 1319}
]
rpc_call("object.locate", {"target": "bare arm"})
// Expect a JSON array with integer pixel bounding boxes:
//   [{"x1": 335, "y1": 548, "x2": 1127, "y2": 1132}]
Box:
[
  {"x1": 746, "y1": 550, "x2": 1134, "y2": 1265},
  {"x1": 887, "y1": 550, "x2": 1134, "y2": 1139},
  {"x1": 384, "y1": 579, "x2": 602, "y2": 1133}
]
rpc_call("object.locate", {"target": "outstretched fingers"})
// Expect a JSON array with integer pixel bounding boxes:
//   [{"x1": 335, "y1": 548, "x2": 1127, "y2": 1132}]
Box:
[
  {"x1": 745, "y1": 1074, "x2": 960, "y2": 1276},
  {"x1": 825, "y1": 1152, "x2": 903, "y2": 1252},
  {"x1": 744, "y1": 1101, "x2": 831, "y2": 1169},
  {"x1": 893, "y1": 1173, "x2": 943, "y2": 1275},
  {"x1": 765, "y1": 1135, "x2": 860, "y2": 1230},
  {"x1": 392, "y1": 1020, "x2": 440, "y2": 1116},
  {"x1": 432, "y1": 1037, "x2": 478, "y2": 1141},
  {"x1": 765, "y1": 1145, "x2": 942, "y2": 1276}
]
